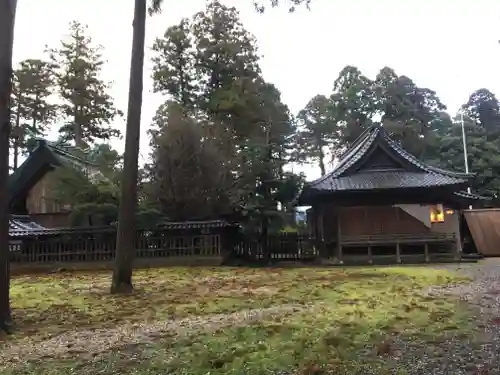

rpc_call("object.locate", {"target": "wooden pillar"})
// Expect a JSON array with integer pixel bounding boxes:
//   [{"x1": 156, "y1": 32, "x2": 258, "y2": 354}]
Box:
[
  {"x1": 364, "y1": 208, "x2": 371, "y2": 264},
  {"x1": 336, "y1": 207, "x2": 343, "y2": 264},
  {"x1": 318, "y1": 206, "x2": 326, "y2": 259},
  {"x1": 395, "y1": 207, "x2": 401, "y2": 263},
  {"x1": 364, "y1": 207, "x2": 369, "y2": 235},
  {"x1": 453, "y1": 212, "x2": 462, "y2": 261},
  {"x1": 312, "y1": 207, "x2": 320, "y2": 257},
  {"x1": 424, "y1": 243, "x2": 430, "y2": 263},
  {"x1": 453, "y1": 233, "x2": 460, "y2": 261}
]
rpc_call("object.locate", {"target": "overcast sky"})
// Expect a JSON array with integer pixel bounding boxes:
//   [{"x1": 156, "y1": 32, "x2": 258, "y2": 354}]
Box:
[{"x1": 13, "y1": 0, "x2": 500, "y2": 179}]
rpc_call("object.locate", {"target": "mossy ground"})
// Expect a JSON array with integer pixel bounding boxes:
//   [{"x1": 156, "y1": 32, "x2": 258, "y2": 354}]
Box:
[{"x1": 2, "y1": 266, "x2": 473, "y2": 374}]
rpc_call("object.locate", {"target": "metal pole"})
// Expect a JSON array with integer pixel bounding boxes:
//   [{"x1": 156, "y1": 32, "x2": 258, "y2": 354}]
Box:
[
  {"x1": 460, "y1": 111, "x2": 472, "y2": 209},
  {"x1": 460, "y1": 111, "x2": 470, "y2": 176}
]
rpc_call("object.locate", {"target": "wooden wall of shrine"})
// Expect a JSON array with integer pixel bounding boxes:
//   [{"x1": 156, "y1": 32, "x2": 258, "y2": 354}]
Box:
[{"x1": 308, "y1": 203, "x2": 462, "y2": 252}]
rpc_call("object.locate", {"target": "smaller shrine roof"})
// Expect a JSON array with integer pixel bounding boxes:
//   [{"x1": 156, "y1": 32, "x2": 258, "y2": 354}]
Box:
[{"x1": 303, "y1": 125, "x2": 474, "y2": 195}]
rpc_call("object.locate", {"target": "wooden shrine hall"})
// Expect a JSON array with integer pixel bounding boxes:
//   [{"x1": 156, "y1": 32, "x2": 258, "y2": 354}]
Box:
[{"x1": 296, "y1": 124, "x2": 487, "y2": 265}]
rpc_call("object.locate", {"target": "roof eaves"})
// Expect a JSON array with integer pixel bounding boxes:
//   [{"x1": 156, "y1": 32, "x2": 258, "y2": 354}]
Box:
[{"x1": 454, "y1": 191, "x2": 492, "y2": 200}]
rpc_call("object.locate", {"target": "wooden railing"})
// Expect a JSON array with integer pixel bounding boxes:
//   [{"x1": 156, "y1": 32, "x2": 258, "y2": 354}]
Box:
[
  {"x1": 9, "y1": 224, "x2": 236, "y2": 265},
  {"x1": 8, "y1": 225, "x2": 460, "y2": 268},
  {"x1": 232, "y1": 233, "x2": 318, "y2": 262},
  {"x1": 341, "y1": 232, "x2": 456, "y2": 246}
]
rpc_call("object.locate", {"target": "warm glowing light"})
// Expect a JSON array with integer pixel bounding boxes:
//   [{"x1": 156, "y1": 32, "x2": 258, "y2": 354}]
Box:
[
  {"x1": 445, "y1": 209, "x2": 454, "y2": 215},
  {"x1": 430, "y1": 204, "x2": 445, "y2": 223}
]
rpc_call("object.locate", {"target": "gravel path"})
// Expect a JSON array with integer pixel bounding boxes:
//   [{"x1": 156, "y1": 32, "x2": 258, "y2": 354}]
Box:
[{"x1": 380, "y1": 259, "x2": 500, "y2": 375}]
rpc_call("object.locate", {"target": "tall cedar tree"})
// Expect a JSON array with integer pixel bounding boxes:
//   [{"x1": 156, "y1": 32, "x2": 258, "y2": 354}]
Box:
[
  {"x1": 297, "y1": 65, "x2": 448, "y2": 167},
  {"x1": 148, "y1": 102, "x2": 232, "y2": 220},
  {"x1": 239, "y1": 81, "x2": 295, "y2": 255},
  {"x1": 151, "y1": 2, "x2": 260, "y2": 207},
  {"x1": 296, "y1": 95, "x2": 338, "y2": 176},
  {"x1": 431, "y1": 91, "x2": 500, "y2": 201},
  {"x1": 153, "y1": 1, "x2": 264, "y2": 191},
  {"x1": 0, "y1": 0, "x2": 17, "y2": 334},
  {"x1": 10, "y1": 59, "x2": 58, "y2": 169},
  {"x1": 152, "y1": 19, "x2": 197, "y2": 110},
  {"x1": 112, "y1": 0, "x2": 311, "y2": 293},
  {"x1": 373, "y1": 67, "x2": 446, "y2": 157},
  {"x1": 462, "y1": 88, "x2": 500, "y2": 140},
  {"x1": 151, "y1": 2, "x2": 296, "y2": 223},
  {"x1": 295, "y1": 66, "x2": 374, "y2": 168},
  {"x1": 191, "y1": 1, "x2": 261, "y2": 129},
  {"x1": 331, "y1": 65, "x2": 375, "y2": 151},
  {"x1": 48, "y1": 21, "x2": 121, "y2": 148},
  {"x1": 112, "y1": 0, "x2": 147, "y2": 294}
]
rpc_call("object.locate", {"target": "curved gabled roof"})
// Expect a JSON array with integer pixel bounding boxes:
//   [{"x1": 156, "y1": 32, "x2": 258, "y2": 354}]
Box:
[{"x1": 303, "y1": 125, "x2": 474, "y2": 195}]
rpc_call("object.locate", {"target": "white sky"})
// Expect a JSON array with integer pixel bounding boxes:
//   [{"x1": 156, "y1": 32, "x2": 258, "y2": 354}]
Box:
[{"x1": 13, "y1": 0, "x2": 500, "y2": 180}]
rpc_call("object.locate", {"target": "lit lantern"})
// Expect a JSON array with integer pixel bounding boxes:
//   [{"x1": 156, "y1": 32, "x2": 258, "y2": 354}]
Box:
[{"x1": 430, "y1": 204, "x2": 445, "y2": 223}]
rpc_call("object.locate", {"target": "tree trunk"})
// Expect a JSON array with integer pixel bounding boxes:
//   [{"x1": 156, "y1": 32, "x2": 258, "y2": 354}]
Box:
[
  {"x1": 74, "y1": 106, "x2": 83, "y2": 148},
  {"x1": 318, "y1": 147, "x2": 326, "y2": 176},
  {"x1": 12, "y1": 104, "x2": 20, "y2": 170},
  {"x1": 13, "y1": 138, "x2": 18, "y2": 170},
  {"x1": 0, "y1": 0, "x2": 17, "y2": 334},
  {"x1": 111, "y1": 0, "x2": 146, "y2": 294}
]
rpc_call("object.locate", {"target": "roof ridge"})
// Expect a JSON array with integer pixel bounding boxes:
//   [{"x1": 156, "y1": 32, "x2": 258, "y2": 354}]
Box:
[
  {"x1": 47, "y1": 143, "x2": 98, "y2": 166},
  {"x1": 336, "y1": 125, "x2": 375, "y2": 160},
  {"x1": 307, "y1": 126, "x2": 379, "y2": 186}
]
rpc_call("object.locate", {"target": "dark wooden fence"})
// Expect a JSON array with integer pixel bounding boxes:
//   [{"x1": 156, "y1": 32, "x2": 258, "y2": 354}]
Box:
[
  {"x1": 232, "y1": 232, "x2": 319, "y2": 262},
  {"x1": 8, "y1": 221, "x2": 236, "y2": 265},
  {"x1": 8, "y1": 224, "x2": 318, "y2": 266},
  {"x1": 8, "y1": 224, "x2": 461, "y2": 268}
]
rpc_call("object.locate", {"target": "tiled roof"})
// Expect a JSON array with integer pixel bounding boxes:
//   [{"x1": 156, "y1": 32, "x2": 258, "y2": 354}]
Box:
[
  {"x1": 304, "y1": 125, "x2": 474, "y2": 194},
  {"x1": 312, "y1": 171, "x2": 466, "y2": 191},
  {"x1": 9, "y1": 220, "x2": 237, "y2": 238},
  {"x1": 155, "y1": 220, "x2": 237, "y2": 229},
  {"x1": 9, "y1": 215, "x2": 47, "y2": 237}
]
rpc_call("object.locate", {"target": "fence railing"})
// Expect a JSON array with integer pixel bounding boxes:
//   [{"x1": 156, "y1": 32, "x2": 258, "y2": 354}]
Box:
[
  {"x1": 9, "y1": 225, "x2": 228, "y2": 264},
  {"x1": 232, "y1": 232, "x2": 319, "y2": 262},
  {"x1": 8, "y1": 225, "x2": 461, "y2": 266},
  {"x1": 341, "y1": 232, "x2": 456, "y2": 246}
]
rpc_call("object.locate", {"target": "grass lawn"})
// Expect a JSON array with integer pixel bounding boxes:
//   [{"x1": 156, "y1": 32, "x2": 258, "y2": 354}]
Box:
[{"x1": 1, "y1": 266, "x2": 473, "y2": 375}]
